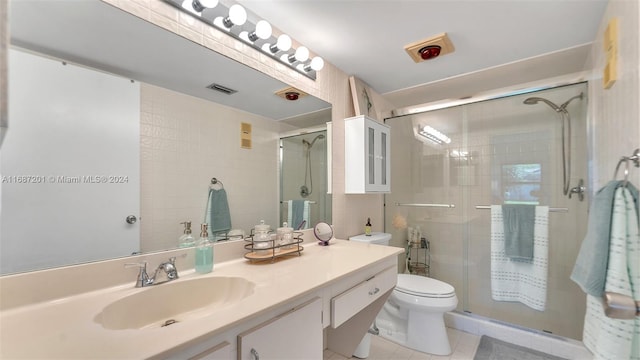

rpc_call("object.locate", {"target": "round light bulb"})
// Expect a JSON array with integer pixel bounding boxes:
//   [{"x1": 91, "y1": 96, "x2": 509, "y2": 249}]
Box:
[
  {"x1": 238, "y1": 31, "x2": 250, "y2": 42},
  {"x1": 228, "y1": 4, "x2": 247, "y2": 26},
  {"x1": 294, "y1": 46, "x2": 309, "y2": 62},
  {"x1": 276, "y1": 34, "x2": 292, "y2": 52},
  {"x1": 254, "y1": 20, "x2": 272, "y2": 40},
  {"x1": 310, "y1": 56, "x2": 324, "y2": 71}
]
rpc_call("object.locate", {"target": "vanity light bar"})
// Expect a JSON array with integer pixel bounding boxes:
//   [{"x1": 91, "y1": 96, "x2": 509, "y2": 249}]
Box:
[{"x1": 163, "y1": 0, "x2": 324, "y2": 80}]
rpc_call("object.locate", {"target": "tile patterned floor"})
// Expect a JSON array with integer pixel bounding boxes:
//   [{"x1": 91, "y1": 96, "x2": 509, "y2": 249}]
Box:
[{"x1": 323, "y1": 328, "x2": 481, "y2": 360}]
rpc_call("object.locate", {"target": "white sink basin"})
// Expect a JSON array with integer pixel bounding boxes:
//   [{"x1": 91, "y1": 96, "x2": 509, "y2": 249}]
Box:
[{"x1": 96, "y1": 276, "x2": 255, "y2": 330}]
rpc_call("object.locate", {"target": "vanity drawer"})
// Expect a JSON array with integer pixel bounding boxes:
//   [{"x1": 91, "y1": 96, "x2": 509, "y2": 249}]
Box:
[{"x1": 331, "y1": 265, "x2": 396, "y2": 328}]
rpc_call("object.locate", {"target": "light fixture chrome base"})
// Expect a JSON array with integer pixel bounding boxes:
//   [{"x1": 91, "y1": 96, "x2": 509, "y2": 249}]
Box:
[{"x1": 162, "y1": 0, "x2": 318, "y2": 80}]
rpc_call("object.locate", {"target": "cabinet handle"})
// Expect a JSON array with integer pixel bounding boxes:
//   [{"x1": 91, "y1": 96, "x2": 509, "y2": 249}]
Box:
[
  {"x1": 250, "y1": 348, "x2": 259, "y2": 360},
  {"x1": 369, "y1": 287, "x2": 380, "y2": 296}
]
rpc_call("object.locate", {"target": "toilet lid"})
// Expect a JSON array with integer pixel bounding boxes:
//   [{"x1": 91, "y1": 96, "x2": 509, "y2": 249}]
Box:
[{"x1": 395, "y1": 274, "x2": 455, "y2": 298}]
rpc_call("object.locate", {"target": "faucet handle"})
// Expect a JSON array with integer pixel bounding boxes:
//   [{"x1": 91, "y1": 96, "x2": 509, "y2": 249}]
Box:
[{"x1": 124, "y1": 261, "x2": 149, "y2": 288}]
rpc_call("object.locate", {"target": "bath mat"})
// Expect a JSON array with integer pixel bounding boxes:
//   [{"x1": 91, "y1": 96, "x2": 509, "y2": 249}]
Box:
[{"x1": 474, "y1": 335, "x2": 567, "y2": 360}]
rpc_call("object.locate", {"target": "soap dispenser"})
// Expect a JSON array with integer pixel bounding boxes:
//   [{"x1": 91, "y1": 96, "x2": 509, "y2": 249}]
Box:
[
  {"x1": 195, "y1": 223, "x2": 213, "y2": 274},
  {"x1": 365, "y1": 217, "x2": 372, "y2": 236},
  {"x1": 178, "y1": 221, "x2": 195, "y2": 248}
]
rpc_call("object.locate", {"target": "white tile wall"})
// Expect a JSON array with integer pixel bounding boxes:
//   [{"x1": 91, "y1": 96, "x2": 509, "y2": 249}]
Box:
[
  {"x1": 140, "y1": 83, "x2": 285, "y2": 251},
  {"x1": 586, "y1": 0, "x2": 640, "y2": 191}
]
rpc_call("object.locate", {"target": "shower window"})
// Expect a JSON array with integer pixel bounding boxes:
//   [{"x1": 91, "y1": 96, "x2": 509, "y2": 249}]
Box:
[{"x1": 501, "y1": 163, "x2": 541, "y2": 204}]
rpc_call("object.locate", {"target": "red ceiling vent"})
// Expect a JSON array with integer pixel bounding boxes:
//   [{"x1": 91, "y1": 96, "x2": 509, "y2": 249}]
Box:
[
  {"x1": 419, "y1": 45, "x2": 442, "y2": 60},
  {"x1": 405, "y1": 33, "x2": 454, "y2": 63},
  {"x1": 285, "y1": 91, "x2": 300, "y2": 101},
  {"x1": 275, "y1": 86, "x2": 308, "y2": 101}
]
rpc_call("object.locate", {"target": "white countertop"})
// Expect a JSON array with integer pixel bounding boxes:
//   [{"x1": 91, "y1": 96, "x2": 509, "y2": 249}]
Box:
[{"x1": 0, "y1": 239, "x2": 402, "y2": 359}]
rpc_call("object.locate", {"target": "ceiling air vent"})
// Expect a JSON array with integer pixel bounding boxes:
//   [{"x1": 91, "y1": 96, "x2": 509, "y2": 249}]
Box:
[{"x1": 206, "y1": 83, "x2": 237, "y2": 95}]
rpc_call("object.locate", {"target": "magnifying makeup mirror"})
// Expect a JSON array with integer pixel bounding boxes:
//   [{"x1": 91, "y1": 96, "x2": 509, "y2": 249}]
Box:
[{"x1": 313, "y1": 222, "x2": 334, "y2": 246}]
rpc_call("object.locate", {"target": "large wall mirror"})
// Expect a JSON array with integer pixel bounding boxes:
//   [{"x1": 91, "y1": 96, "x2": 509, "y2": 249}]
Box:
[{"x1": 1, "y1": 0, "x2": 331, "y2": 275}]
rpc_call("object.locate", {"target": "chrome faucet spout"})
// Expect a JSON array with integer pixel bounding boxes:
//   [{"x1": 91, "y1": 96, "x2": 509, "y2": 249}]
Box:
[
  {"x1": 125, "y1": 257, "x2": 180, "y2": 288},
  {"x1": 150, "y1": 257, "x2": 179, "y2": 285}
]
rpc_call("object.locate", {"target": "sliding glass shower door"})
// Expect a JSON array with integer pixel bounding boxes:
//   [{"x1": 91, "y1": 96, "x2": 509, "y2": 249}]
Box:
[
  {"x1": 280, "y1": 131, "x2": 331, "y2": 230},
  {"x1": 384, "y1": 82, "x2": 589, "y2": 339}
]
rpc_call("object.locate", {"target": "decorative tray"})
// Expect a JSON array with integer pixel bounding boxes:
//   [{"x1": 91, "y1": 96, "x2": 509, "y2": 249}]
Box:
[{"x1": 243, "y1": 231, "x2": 304, "y2": 262}]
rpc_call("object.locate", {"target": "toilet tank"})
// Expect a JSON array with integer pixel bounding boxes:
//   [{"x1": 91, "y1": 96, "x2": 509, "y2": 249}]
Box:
[{"x1": 349, "y1": 232, "x2": 391, "y2": 246}]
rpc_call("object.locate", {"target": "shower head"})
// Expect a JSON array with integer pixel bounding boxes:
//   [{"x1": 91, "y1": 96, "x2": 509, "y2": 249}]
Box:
[
  {"x1": 560, "y1": 92, "x2": 584, "y2": 110},
  {"x1": 523, "y1": 97, "x2": 562, "y2": 112},
  {"x1": 523, "y1": 93, "x2": 584, "y2": 113},
  {"x1": 303, "y1": 134, "x2": 325, "y2": 148}
]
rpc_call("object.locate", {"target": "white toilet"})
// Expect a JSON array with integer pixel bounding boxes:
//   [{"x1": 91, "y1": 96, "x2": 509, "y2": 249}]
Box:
[{"x1": 349, "y1": 232, "x2": 458, "y2": 356}]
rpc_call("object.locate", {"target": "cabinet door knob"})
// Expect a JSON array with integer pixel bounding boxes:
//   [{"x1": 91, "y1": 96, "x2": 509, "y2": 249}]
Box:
[
  {"x1": 369, "y1": 287, "x2": 380, "y2": 295},
  {"x1": 250, "y1": 348, "x2": 259, "y2": 360}
]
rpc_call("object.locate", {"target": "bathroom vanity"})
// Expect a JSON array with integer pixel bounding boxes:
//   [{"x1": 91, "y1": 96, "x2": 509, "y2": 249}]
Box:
[{"x1": 0, "y1": 238, "x2": 402, "y2": 359}]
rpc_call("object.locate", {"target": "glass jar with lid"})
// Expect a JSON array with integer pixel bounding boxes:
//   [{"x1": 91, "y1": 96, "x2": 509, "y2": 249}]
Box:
[
  {"x1": 277, "y1": 222, "x2": 294, "y2": 249},
  {"x1": 253, "y1": 220, "x2": 272, "y2": 255}
]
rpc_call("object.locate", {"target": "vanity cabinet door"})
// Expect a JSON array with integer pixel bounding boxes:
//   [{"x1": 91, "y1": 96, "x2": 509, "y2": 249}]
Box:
[
  {"x1": 345, "y1": 115, "x2": 391, "y2": 193},
  {"x1": 237, "y1": 297, "x2": 322, "y2": 360}
]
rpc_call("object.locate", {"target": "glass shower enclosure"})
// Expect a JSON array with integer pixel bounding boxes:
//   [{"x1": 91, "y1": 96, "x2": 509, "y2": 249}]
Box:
[
  {"x1": 384, "y1": 82, "x2": 589, "y2": 340},
  {"x1": 280, "y1": 130, "x2": 331, "y2": 230}
]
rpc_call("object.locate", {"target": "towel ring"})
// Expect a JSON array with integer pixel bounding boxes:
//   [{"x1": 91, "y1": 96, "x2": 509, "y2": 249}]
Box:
[
  {"x1": 614, "y1": 148, "x2": 640, "y2": 187},
  {"x1": 613, "y1": 157, "x2": 630, "y2": 186},
  {"x1": 210, "y1": 177, "x2": 224, "y2": 190}
]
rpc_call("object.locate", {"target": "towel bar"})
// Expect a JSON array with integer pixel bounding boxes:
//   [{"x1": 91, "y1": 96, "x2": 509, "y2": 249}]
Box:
[
  {"x1": 280, "y1": 200, "x2": 317, "y2": 205},
  {"x1": 603, "y1": 292, "x2": 640, "y2": 319},
  {"x1": 395, "y1": 203, "x2": 456, "y2": 208},
  {"x1": 475, "y1": 205, "x2": 568, "y2": 213}
]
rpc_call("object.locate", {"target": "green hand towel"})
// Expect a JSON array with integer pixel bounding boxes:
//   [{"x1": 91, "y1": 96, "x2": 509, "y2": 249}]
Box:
[
  {"x1": 502, "y1": 204, "x2": 536, "y2": 260},
  {"x1": 206, "y1": 188, "x2": 231, "y2": 240}
]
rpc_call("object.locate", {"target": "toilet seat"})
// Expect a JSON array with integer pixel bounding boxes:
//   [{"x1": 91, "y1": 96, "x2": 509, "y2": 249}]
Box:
[{"x1": 395, "y1": 274, "x2": 455, "y2": 298}]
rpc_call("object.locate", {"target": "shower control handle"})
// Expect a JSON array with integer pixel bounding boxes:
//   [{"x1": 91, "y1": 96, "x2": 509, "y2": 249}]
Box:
[{"x1": 568, "y1": 179, "x2": 585, "y2": 201}]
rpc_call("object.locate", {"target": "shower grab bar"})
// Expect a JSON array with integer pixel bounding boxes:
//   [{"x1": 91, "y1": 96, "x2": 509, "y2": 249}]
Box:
[
  {"x1": 280, "y1": 200, "x2": 317, "y2": 204},
  {"x1": 395, "y1": 203, "x2": 456, "y2": 208},
  {"x1": 475, "y1": 205, "x2": 568, "y2": 213}
]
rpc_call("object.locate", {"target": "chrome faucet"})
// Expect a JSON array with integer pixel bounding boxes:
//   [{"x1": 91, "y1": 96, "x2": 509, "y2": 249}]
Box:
[{"x1": 125, "y1": 257, "x2": 179, "y2": 288}]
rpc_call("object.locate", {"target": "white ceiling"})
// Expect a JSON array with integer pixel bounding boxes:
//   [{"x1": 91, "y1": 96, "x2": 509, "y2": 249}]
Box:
[
  {"x1": 9, "y1": 0, "x2": 609, "y2": 120},
  {"x1": 239, "y1": 0, "x2": 608, "y2": 102}
]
